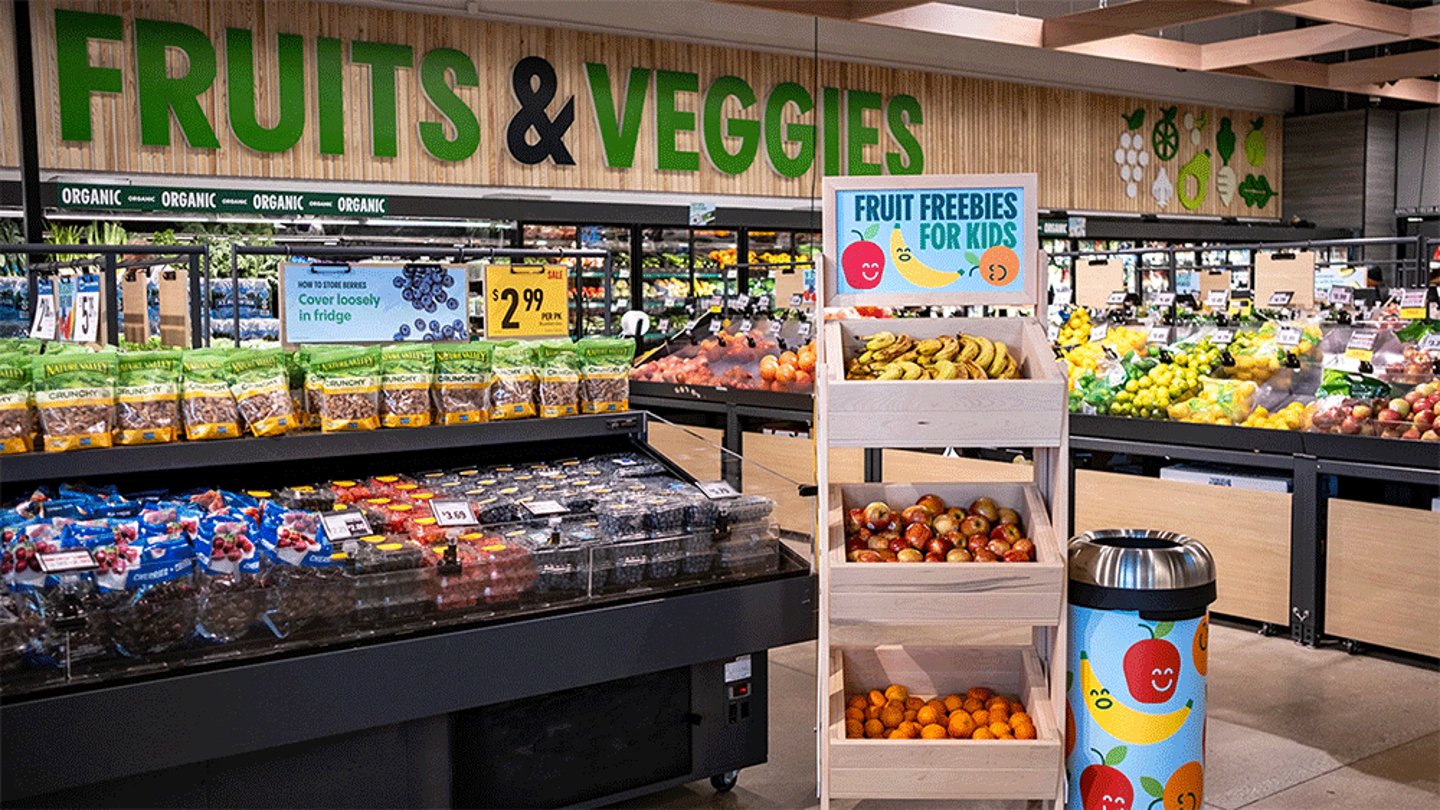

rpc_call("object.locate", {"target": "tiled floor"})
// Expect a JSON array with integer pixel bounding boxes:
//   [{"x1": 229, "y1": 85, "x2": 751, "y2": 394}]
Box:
[{"x1": 613, "y1": 624, "x2": 1440, "y2": 809}]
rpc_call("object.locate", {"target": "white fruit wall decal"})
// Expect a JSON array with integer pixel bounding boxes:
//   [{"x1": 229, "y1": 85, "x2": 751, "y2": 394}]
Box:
[
  {"x1": 1117, "y1": 108, "x2": 1148, "y2": 200},
  {"x1": 1152, "y1": 166, "x2": 1174, "y2": 209}
]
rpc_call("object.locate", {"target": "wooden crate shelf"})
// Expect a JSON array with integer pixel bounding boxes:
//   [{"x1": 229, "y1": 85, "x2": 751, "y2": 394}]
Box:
[
  {"x1": 827, "y1": 483, "x2": 1065, "y2": 626},
  {"x1": 821, "y1": 317, "x2": 1065, "y2": 449},
  {"x1": 827, "y1": 645, "x2": 1062, "y2": 801}
]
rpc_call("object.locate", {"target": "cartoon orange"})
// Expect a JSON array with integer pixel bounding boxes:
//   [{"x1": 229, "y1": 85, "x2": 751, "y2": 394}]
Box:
[
  {"x1": 979, "y1": 245, "x2": 1019, "y2": 287},
  {"x1": 1192, "y1": 614, "x2": 1209, "y2": 676}
]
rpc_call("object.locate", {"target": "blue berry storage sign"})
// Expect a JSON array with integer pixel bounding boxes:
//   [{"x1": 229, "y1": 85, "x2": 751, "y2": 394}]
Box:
[{"x1": 281, "y1": 262, "x2": 469, "y2": 344}]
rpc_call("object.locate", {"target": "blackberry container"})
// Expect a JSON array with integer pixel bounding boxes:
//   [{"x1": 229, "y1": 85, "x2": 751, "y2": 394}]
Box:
[
  {"x1": 523, "y1": 523, "x2": 590, "y2": 597},
  {"x1": 198, "y1": 574, "x2": 275, "y2": 644},
  {"x1": 349, "y1": 536, "x2": 432, "y2": 623},
  {"x1": 273, "y1": 485, "x2": 335, "y2": 513}
]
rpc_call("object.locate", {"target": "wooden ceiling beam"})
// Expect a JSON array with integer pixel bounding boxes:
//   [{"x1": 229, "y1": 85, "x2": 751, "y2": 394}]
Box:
[
  {"x1": 1332, "y1": 77, "x2": 1440, "y2": 104},
  {"x1": 1219, "y1": 58, "x2": 1440, "y2": 103},
  {"x1": 1201, "y1": 22, "x2": 1408, "y2": 70},
  {"x1": 855, "y1": 2, "x2": 1042, "y2": 47},
  {"x1": 1253, "y1": 0, "x2": 1413, "y2": 36},
  {"x1": 1411, "y1": 5, "x2": 1440, "y2": 39},
  {"x1": 1329, "y1": 48, "x2": 1440, "y2": 86},
  {"x1": 1041, "y1": 0, "x2": 1256, "y2": 50}
]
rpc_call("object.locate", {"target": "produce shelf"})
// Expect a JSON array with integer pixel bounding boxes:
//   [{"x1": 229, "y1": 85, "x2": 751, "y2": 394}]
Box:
[
  {"x1": 826, "y1": 483, "x2": 1064, "y2": 627},
  {"x1": 631, "y1": 380, "x2": 814, "y2": 413},
  {"x1": 822, "y1": 317, "x2": 1066, "y2": 449},
  {"x1": 826, "y1": 645, "x2": 1061, "y2": 801}
]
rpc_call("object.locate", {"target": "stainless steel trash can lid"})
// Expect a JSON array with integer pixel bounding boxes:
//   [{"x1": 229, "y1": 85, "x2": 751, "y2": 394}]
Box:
[{"x1": 1068, "y1": 529, "x2": 1216, "y2": 616}]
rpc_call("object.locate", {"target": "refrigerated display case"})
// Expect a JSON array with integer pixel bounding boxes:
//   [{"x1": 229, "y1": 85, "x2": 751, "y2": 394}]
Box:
[
  {"x1": 579, "y1": 225, "x2": 631, "y2": 337},
  {"x1": 641, "y1": 227, "x2": 695, "y2": 339}
]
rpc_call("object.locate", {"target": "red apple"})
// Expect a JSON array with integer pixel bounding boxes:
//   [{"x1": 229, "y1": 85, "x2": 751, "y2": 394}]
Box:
[
  {"x1": 1414, "y1": 410, "x2": 1435, "y2": 431},
  {"x1": 997, "y1": 507, "x2": 1021, "y2": 526},
  {"x1": 889, "y1": 536, "x2": 910, "y2": 555},
  {"x1": 960, "y1": 515, "x2": 991, "y2": 537},
  {"x1": 946, "y1": 548, "x2": 973, "y2": 563},
  {"x1": 862, "y1": 501, "x2": 892, "y2": 531},
  {"x1": 1402, "y1": 428, "x2": 1422, "y2": 440},
  {"x1": 901, "y1": 504, "x2": 933, "y2": 525},
  {"x1": 845, "y1": 508, "x2": 866, "y2": 533},
  {"x1": 944, "y1": 506, "x2": 967, "y2": 524},
  {"x1": 990, "y1": 524, "x2": 1023, "y2": 544},
  {"x1": 931, "y1": 514, "x2": 959, "y2": 536},
  {"x1": 904, "y1": 523, "x2": 933, "y2": 550},
  {"x1": 1389, "y1": 398, "x2": 1413, "y2": 418},
  {"x1": 972, "y1": 549, "x2": 999, "y2": 562},
  {"x1": 876, "y1": 549, "x2": 898, "y2": 562},
  {"x1": 1012, "y1": 538, "x2": 1036, "y2": 559},
  {"x1": 916, "y1": 494, "x2": 946, "y2": 516},
  {"x1": 925, "y1": 536, "x2": 954, "y2": 557},
  {"x1": 987, "y1": 538, "x2": 1013, "y2": 557},
  {"x1": 896, "y1": 548, "x2": 924, "y2": 563},
  {"x1": 1378, "y1": 408, "x2": 1403, "y2": 423},
  {"x1": 924, "y1": 551, "x2": 945, "y2": 562},
  {"x1": 846, "y1": 537, "x2": 866, "y2": 554},
  {"x1": 852, "y1": 550, "x2": 883, "y2": 563},
  {"x1": 967, "y1": 535, "x2": 989, "y2": 555},
  {"x1": 968, "y1": 497, "x2": 999, "y2": 522},
  {"x1": 1351, "y1": 403, "x2": 1373, "y2": 419},
  {"x1": 867, "y1": 534, "x2": 890, "y2": 552},
  {"x1": 1404, "y1": 390, "x2": 1423, "y2": 406},
  {"x1": 1421, "y1": 430, "x2": 1439, "y2": 441}
]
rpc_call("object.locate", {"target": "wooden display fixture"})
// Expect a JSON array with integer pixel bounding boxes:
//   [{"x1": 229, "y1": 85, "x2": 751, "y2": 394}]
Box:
[
  {"x1": 1325, "y1": 498, "x2": 1440, "y2": 657},
  {"x1": 827, "y1": 645, "x2": 1062, "y2": 801},
  {"x1": 816, "y1": 173, "x2": 1067, "y2": 807},
  {"x1": 823, "y1": 317, "x2": 1066, "y2": 448},
  {"x1": 827, "y1": 483, "x2": 1064, "y2": 626}
]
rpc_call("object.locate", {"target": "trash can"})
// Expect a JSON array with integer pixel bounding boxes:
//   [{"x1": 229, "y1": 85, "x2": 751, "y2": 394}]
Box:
[{"x1": 1066, "y1": 529, "x2": 1216, "y2": 810}]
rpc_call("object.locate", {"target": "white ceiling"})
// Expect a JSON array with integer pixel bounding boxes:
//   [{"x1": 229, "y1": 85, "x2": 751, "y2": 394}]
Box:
[{"x1": 352, "y1": 0, "x2": 1297, "y2": 111}]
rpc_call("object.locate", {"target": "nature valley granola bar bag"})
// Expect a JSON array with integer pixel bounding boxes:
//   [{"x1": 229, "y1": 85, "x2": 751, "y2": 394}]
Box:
[
  {"x1": 33, "y1": 351, "x2": 118, "y2": 452},
  {"x1": 309, "y1": 346, "x2": 381, "y2": 432},
  {"x1": 490, "y1": 341, "x2": 537, "y2": 421},
  {"x1": 181, "y1": 349, "x2": 241, "y2": 441},
  {"x1": 381, "y1": 343, "x2": 434, "y2": 428},
  {"x1": 537, "y1": 339, "x2": 580, "y2": 419},
  {"x1": 435, "y1": 341, "x2": 493, "y2": 425},
  {"x1": 0, "y1": 352, "x2": 34, "y2": 454},
  {"x1": 578, "y1": 337, "x2": 635, "y2": 414},
  {"x1": 226, "y1": 348, "x2": 296, "y2": 437},
  {"x1": 115, "y1": 351, "x2": 181, "y2": 445}
]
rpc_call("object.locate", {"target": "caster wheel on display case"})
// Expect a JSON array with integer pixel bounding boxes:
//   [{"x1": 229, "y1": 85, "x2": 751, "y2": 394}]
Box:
[
  {"x1": 1342, "y1": 639, "x2": 1363, "y2": 655},
  {"x1": 711, "y1": 770, "x2": 739, "y2": 793},
  {"x1": 1258, "y1": 623, "x2": 1281, "y2": 637}
]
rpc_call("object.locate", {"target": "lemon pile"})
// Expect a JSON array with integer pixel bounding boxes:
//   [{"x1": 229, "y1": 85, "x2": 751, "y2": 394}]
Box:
[
  {"x1": 1167, "y1": 379, "x2": 1259, "y2": 425},
  {"x1": 1241, "y1": 401, "x2": 1307, "y2": 430}
]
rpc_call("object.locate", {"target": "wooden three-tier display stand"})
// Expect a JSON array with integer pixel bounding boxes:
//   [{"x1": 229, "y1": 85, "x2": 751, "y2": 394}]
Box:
[{"x1": 815, "y1": 174, "x2": 1069, "y2": 806}]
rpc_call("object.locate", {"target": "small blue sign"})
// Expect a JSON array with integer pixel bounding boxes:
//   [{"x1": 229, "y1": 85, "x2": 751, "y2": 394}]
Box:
[{"x1": 282, "y1": 262, "x2": 468, "y2": 343}]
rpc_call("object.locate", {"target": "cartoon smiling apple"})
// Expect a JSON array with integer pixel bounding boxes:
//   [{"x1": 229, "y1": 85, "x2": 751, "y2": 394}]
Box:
[
  {"x1": 1081, "y1": 746, "x2": 1133, "y2": 810},
  {"x1": 1124, "y1": 622, "x2": 1181, "y2": 703},
  {"x1": 842, "y1": 223, "x2": 885, "y2": 289}
]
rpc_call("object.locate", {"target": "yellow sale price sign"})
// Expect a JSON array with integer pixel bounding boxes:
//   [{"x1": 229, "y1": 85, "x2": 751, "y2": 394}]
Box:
[{"x1": 485, "y1": 264, "x2": 568, "y2": 337}]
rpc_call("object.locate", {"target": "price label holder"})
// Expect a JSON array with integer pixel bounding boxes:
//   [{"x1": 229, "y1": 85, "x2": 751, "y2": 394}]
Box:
[
  {"x1": 1106, "y1": 290, "x2": 1128, "y2": 306},
  {"x1": 1047, "y1": 323, "x2": 1060, "y2": 342},
  {"x1": 1090, "y1": 324, "x2": 1109, "y2": 342},
  {"x1": 521, "y1": 500, "x2": 569, "y2": 518},
  {"x1": 1205, "y1": 290, "x2": 1229, "y2": 310},
  {"x1": 709, "y1": 319, "x2": 723, "y2": 334},
  {"x1": 1328, "y1": 285, "x2": 1354, "y2": 306},
  {"x1": 789, "y1": 292, "x2": 803, "y2": 308},
  {"x1": 708, "y1": 296, "x2": 723, "y2": 311},
  {"x1": 1345, "y1": 329, "x2": 1377, "y2": 362},
  {"x1": 1150, "y1": 291, "x2": 1176, "y2": 307},
  {"x1": 1212, "y1": 327, "x2": 1236, "y2": 346},
  {"x1": 1268, "y1": 291, "x2": 1294, "y2": 308},
  {"x1": 321, "y1": 510, "x2": 374, "y2": 544},
  {"x1": 29, "y1": 279, "x2": 57, "y2": 339},
  {"x1": 485, "y1": 264, "x2": 567, "y2": 338},
  {"x1": 697, "y1": 480, "x2": 740, "y2": 500},
  {"x1": 1147, "y1": 325, "x2": 1171, "y2": 345},
  {"x1": 1398, "y1": 289, "x2": 1429, "y2": 320},
  {"x1": 35, "y1": 548, "x2": 97, "y2": 574},
  {"x1": 737, "y1": 294, "x2": 751, "y2": 308},
  {"x1": 1276, "y1": 324, "x2": 1303, "y2": 348},
  {"x1": 657, "y1": 318, "x2": 671, "y2": 333},
  {"x1": 738, "y1": 319, "x2": 753, "y2": 333},
  {"x1": 1419, "y1": 333, "x2": 1440, "y2": 352},
  {"x1": 767, "y1": 320, "x2": 783, "y2": 336},
  {"x1": 756, "y1": 294, "x2": 771, "y2": 310},
  {"x1": 798, "y1": 322, "x2": 813, "y2": 339},
  {"x1": 72, "y1": 275, "x2": 102, "y2": 342},
  {"x1": 431, "y1": 499, "x2": 478, "y2": 528}
]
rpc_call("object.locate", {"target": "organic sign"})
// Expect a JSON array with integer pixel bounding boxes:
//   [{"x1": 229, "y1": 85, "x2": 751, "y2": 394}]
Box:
[
  {"x1": 281, "y1": 263, "x2": 468, "y2": 343},
  {"x1": 56, "y1": 183, "x2": 387, "y2": 216},
  {"x1": 829, "y1": 175, "x2": 1035, "y2": 304}
]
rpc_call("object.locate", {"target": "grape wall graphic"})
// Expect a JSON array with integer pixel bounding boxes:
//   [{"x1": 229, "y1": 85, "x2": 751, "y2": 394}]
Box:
[{"x1": 6, "y1": 0, "x2": 1282, "y2": 217}]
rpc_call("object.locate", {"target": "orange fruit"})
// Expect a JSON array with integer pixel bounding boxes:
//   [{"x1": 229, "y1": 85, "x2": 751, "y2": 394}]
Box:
[
  {"x1": 866, "y1": 705, "x2": 882, "y2": 721},
  {"x1": 776, "y1": 364, "x2": 796, "y2": 384},
  {"x1": 900, "y1": 721, "x2": 922, "y2": 737},
  {"x1": 967, "y1": 687, "x2": 994, "y2": 702},
  {"x1": 916, "y1": 706, "x2": 942, "y2": 726},
  {"x1": 845, "y1": 719, "x2": 864, "y2": 738},
  {"x1": 926, "y1": 699, "x2": 948, "y2": 716},
  {"x1": 847, "y1": 695, "x2": 867, "y2": 711},
  {"x1": 904, "y1": 696, "x2": 925, "y2": 712},
  {"x1": 989, "y1": 721, "x2": 1011, "y2": 738},
  {"x1": 971, "y1": 709, "x2": 990, "y2": 726},
  {"x1": 996, "y1": 729, "x2": 1015, "y2": 740},
  {"x1": 972, "y1": 728, "x2": 995, "y2": 740},
  {"x1": 1009, "y1": 711, "x2": 1031, "y2": 728},
  {"x1": 1013, "y1": 722, "x2": 1037, "y2": 740},
  {"x1": 759, "y1": 356, "x2": 778, "y2": 381},
  {"x1": 903, "y1": 710, "x2": 918, "y2": 723},
  {"x1": 988, "y1": 707, "x2": 1009, "y2": 725},
  {"x1": 987, "y1": 696, "x2": 1010, "y2": 711},
  {"x1": 868, "y1": 689, "x2": 887, "y2": 708},
  {"x1": 844, "y1": 707, "x2": 864, "y2": 723},
  {"x1": 921, "y1": 724, "x2": 948, "y2": 740},
  {"x1": 943, "y1": 694, "x2": 964, "y2": 712},
  {"x1": 779, "y1": 351, "x2": 798, "y2": 367},
  {"x1": 880, "y1": 700, "x2": 905, "y2": 729},
  {"x1": 864, "y1": 719, "x2": 884, "y2": 738},
  {"x1": 947, "y1": 713, "x2": 976, "y2": 739},
  {"x1": 962, "y1": 698, "x2": 984, "y2": 714}
]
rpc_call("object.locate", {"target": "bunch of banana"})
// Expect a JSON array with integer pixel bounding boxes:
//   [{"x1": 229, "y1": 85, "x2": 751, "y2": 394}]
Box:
[
  {"x1": 847, "y1": 331, "x2": 1019, "y2": 380},
  {"x1": 957, "y1": 333, "x2": 1021, "y2": 379}
]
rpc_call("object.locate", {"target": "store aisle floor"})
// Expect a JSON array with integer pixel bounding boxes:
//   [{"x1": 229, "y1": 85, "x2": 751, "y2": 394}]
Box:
[{"x1": 613, "y1": 624, "x2": 1440, "y2": 810}]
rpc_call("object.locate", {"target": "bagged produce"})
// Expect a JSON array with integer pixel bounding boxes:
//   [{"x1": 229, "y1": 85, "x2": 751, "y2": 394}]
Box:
[
  {"x1": 181, "y1": 349, "x2": 241, "y2": 440},
  {"x1": 257, "y1": 501, "x2": 352, "y2": 634},
  {"x1": 537, "y1": 339, "x2": 580, "y2": 419},
  {"x1": 434, "y1": 341, "x2": 493, "y2": 425},
  {"x1": 308, "y1": 346, "x2": 381, "y2": 432},
  {"x1": 578, "y1": 336, "x2": 635, "y2": 414},
  {"x1": 1166, "y1": 377, "x2": 1259, "y2": 425},
  {"x1": 195, "y1": 509, "x2": 270, "y2": 643},
  {"x1": 115, "y1": 351, "x2": 181, "y2": 446},
  {"x1": 0, "y1": 351, "x2": 34, "y2": 454},
  {"x1": 1315, "y1": 368, "x2": 1392, "y2": 400},
  {"x1": 490, "y1": 342, "x2": 537, "y2": 420},
  {"x1": 33, "y1": 351, "x2": 118, "y2": 452},
  {"x1": 91, "y1": 531, "x2": 197, "y2": 657},
  {"x1": 380, "y1": 343, "x2": 434, "y2": 428},
  {"x1": 226, "y1": 348, "x2": 295, "y2": 437}
]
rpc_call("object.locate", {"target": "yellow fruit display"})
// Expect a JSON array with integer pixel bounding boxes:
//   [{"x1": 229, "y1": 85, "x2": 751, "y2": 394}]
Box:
[
  {"x1": 846, "y1": 331, "x2": 1021, "y2": 380},
  {"x1": 1241, "y1": 401, "x2": 1307, "y2": 430},
  {"x1": 1166, "y1": 378, "x2": 1258, "y2": 425}
]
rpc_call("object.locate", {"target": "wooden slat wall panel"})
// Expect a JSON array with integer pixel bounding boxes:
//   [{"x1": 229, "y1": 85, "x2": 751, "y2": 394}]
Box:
[
  {"x1": 1282, "y1": 110, "x2": 1365, "y2": 230},
  {"x1": 28, "y1": 0, "x2": 1282, "y2": 216},
  {"x1": 0, "y1": 1, "x2": 19, "y2": 168}
]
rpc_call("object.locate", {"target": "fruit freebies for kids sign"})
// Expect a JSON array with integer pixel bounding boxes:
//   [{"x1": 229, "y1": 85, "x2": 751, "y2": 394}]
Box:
[{"x1": 824, "y1": 174, "x2": 1038, "y2": 307}]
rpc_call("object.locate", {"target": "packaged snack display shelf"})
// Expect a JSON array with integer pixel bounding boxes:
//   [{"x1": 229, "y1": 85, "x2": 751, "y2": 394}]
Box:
[
  {"x1": 814, "y1": 174, "x2": 1067, "y2": 806},
  {"x1": 0, "y1": 412, "x2": 818, "y2": 808}
]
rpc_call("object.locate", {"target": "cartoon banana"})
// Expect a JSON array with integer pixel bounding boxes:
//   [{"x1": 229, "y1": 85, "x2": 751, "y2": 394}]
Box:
[
  {"x1": 987, "y1": 341, "x2": 1011, "y2": 377},
  {"x1": 890, "y1": 225, "x2": 961, "y2": 289},
  {"x1": 1080, "y1": 651, "x2": 1192, "y2": 745}
]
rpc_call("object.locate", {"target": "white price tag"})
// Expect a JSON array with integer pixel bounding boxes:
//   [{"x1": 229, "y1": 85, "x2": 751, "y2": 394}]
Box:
[
  {"x1": 756, "y1": 295, "x2": 771, "y2": 310},
  {"x1": 431, "y1": 499, "x2": 478, "y2": 528},
  {"x1": 35, "y1": 549, "x2": 97, "y2": 574},
  {"x1": 29, "y1": 280, "x2": 56, "y2": 339},
  {"x1": 1399, "y1": 288, "x2": 1429, "y2": 319},
  {"x1": 789, "y1": 292, "x2": 803, "y2": 307},
  {"x1": 798, "y1": 322, "x2": 813, "y2": 339},
  {"x1": 1418, "y1": 333, "x2": 1440, "y2": 352},
  {"x1": 72, "y1": 275, "x2": 101, "y2": 342},
  {"x1": 1047, "y1": 323, "x2": 1059, "y2": 342},
  {"x1": 1347, "y1": 330, "x2": 1378, "y2": 352},
  {"x1": 657, "y1": 318, "x2": 671, "y2": 333},
  {"x1": 1090, "y1": 324, "x2": 1109, "y2": 342},
  {"x1": 708, "y1": 296, "x2": 722, "y2": 310},
  {"x1": 737, "y1": 294, "x2": 751, "y2": 308},
  {"x1": 1276, "y1": 325, "x2": 1302, "y2": 348},
  {"x1": 1205, "y1": 290, "x2": 1229, "y2": 309},
  {"x1": 521, "y1": 499, "x2": 569, "y2": 517},
  {"x1": 1106, "y1": 290, "x2": 1128, "y2": 306},
  {"x1": 1328, "y1": 285, "x2": 1354, "y2": 305},
  {"x1": 1267, "y1": 291, "x2": 1294, "y2": 308},
  {"x1": 1212, "y1": 328, "x2": 1236, "y2": 346},
  {"x1": 697, "y1": 480, "x2": 740, "y2": 500},
  {"x1": 321, "y1": 511, "x2": 374, "y2": 542},
  {"x1": 766, "y1": 320, "x2": 782, "y2": 336},
  {"x1": 1147, "y1": 325, "x2": 1171, "y2": 344},
  {"x1": 738, "y1": 319, "x2": 753, "y2": 333},
  {"x1": 708, "y1": 319, "x2": 723, "y2": 334},
  {"x1": 1151, "y1": 291, "x2": 1176, "y2": 306}
]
